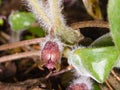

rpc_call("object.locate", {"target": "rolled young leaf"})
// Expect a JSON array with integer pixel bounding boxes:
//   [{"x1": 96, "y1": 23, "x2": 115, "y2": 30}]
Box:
[
  {"x1": 90, "y1": 33, "x2": 114, "y2": 47},
  {"x1": 82, "y1": 0, "x2": 102, "y2": 20},
  {"x1": 68, "y1": 46, "x2": 118, "y2": 83},
  {"x1": 24, "y1": 0, "x2": 51, "y2": 30}
]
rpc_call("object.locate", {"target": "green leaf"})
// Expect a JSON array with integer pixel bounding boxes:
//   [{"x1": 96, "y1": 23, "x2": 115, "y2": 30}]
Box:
[
  {"x1": 29, "y1": 26, "x2": 45, "y2": 37},
  {"x1": 24, "y1": 36, "x2": 33, "y2": 40},
  {"x1": 9, "y1": 12, "x2": 36, "y2": 31},
  {"x1": 56, "y1": 26, "x2": 81, "y2": 45},
  {"x1": 89, "y1": 33, "x2": 120, "y2": 68},
  {"x1": 108, "y1": 0, "x2": 120, "y2": 52},
  {"x1": 0, "y1": 0, "x2": 2, "y2": 5},
  {"x1": 93, "y1": 82, "x2": 101, "y2": 90},
  {"x1": 115, "y1": 57, "x2": 120, "y2": 68},
  {"x1": 0, "y1": 18, "x2": 4, "y2": 26},
  {"x1": 90, "y1": 33, "x2": 114, "y2": 47},
  {"x1": 68, "y1": 46, "x2": 118, "y2": 83}
]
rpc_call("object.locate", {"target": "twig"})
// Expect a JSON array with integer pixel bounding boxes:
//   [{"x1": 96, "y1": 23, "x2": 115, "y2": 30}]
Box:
[
  {"x1": 111, "y1": 70, "x2": 120, "y2": 82},
  {"x1": 71, "y1": 20, "x2": 109, "y2": 29},
  {"x1": 48, "y1": 0, "x2": 63, "y2": 28},
  {"x1": 105, "y1": 80, "x2": 113, "y2": 90},
  {"x1": 24, "y1": 63, "x2": 37, "y2": 74},
  {"x1": 50, "y1": 65, "x2": 73, "y2": 77},
  {"x1": 25, "y1": 0, "x2": 51, "y2": 29},
  {"x1": 44, "y1": 66, "x2": 73, "y2": 79},
  {"x1": 0, "y1": 50, "x2": 40, "y2": 63},
  {"x1": 0, "y1": 38, "x2": 44, "y2": 51},
  {"x1": 0, "y1": 31, "x2": 10, "y2": 41},
  {"x1": 0, "y1": 78, "x2": 46, "y2": 90}
]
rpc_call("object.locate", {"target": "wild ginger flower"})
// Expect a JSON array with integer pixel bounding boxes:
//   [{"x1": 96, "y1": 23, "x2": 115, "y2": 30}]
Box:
[{"x1": 40, "y1": 37, "x2": 63, "y2": 70}]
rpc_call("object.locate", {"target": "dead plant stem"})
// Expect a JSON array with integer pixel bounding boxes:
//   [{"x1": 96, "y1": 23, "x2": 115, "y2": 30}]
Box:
[
  {"x1": 0, "y1": 50, "x2": 40, "y2": 63},
  {"x1": 71, "y1": 20, "x2": 109, "y2": 29},
  {"x1": 111, "y1": 70, "x2": 120, "y2": 82},
  {"x1": 0, "y1": 38, "x2": 44, "y2": 51},
  {"x1": 105, "y1": 80, "x2": 113, "y2": 90}
]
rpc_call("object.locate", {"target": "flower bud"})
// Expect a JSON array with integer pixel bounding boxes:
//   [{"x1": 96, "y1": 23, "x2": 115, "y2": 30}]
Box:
[
  {"x1": 41, "y1": 40, "x2": 62, "y2": 70},
  {"x1": 67, "y1": 76, "x2": 92, "y2": 90},
  {"x1": 67, "y1": 83, "x2": 88, "y2": 90}
]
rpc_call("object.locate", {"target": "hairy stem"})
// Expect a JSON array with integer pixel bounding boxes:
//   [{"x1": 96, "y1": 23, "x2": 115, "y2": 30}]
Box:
[
  {"x1": 48, "y1": 0, "x2": 64, "y2": 29},
  {"x1": 26, "y1": 0, "x2": 51, "y2": 29}
]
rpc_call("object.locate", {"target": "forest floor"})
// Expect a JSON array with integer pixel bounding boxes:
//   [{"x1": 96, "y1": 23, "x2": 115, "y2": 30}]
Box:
[{"x1": 0, "y1": 0, "x2": 120, "y2": 90}]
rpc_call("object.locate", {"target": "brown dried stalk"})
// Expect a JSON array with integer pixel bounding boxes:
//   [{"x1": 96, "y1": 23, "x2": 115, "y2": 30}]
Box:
[
  {"x1": 0, "y1": 38, "x2": 44, "y2": 51},
  {"x1": 50, "y1": 65, "x2": 73, "y2": 77},
  {"x1": 0, "y1": 78, "x2": 46, "y2": 90},
  {"x1": 71, "y1": 20, "x2": 109, "y2": 29},
  {"x1": 0, "y1": 50, "x2": 40, "y2": 63},
  {"x1": 111, "y1": 70, "x2": 120, "y2": 82},
  {"x1": 105, "y1": 80, "x2": 113, "y2": 90}
]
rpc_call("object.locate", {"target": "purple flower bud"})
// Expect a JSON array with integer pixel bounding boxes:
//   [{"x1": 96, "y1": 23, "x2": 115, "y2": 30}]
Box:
[
  {"x1": 67, "y1": 83, "x2": 88, "y2": 90},
  {"x1": 67, "y1": 76, "x2": 92, "y2": 90},
  {"x1": 41, "y1": 40, "x2": 61, "y2": 70}
]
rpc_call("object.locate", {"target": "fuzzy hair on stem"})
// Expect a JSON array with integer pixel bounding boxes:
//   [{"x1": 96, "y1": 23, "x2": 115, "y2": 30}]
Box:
[
  {"x1": 23, "y1": 0, "x2": 51, "y2": 30},
  {"x1": 23, "y1": 0, "x2": 80, "y2": 45},
  {"x1": 47, "y1": 0, "x2": 81, "y2": 44},
  {"x1": 40, "y1": 35, "x2": 63, "y2": 55},
  {"x1": 48, "y1": 0, "x2": 66, "y2": 29},
  {"x1": 56, "y1": 26, "x2": 81, "y2": 45}
]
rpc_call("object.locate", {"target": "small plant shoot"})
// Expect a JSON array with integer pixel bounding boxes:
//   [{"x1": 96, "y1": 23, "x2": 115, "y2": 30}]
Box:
[{"x1": 9, "y1": 12, "x2": 36, "y2": 31}]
